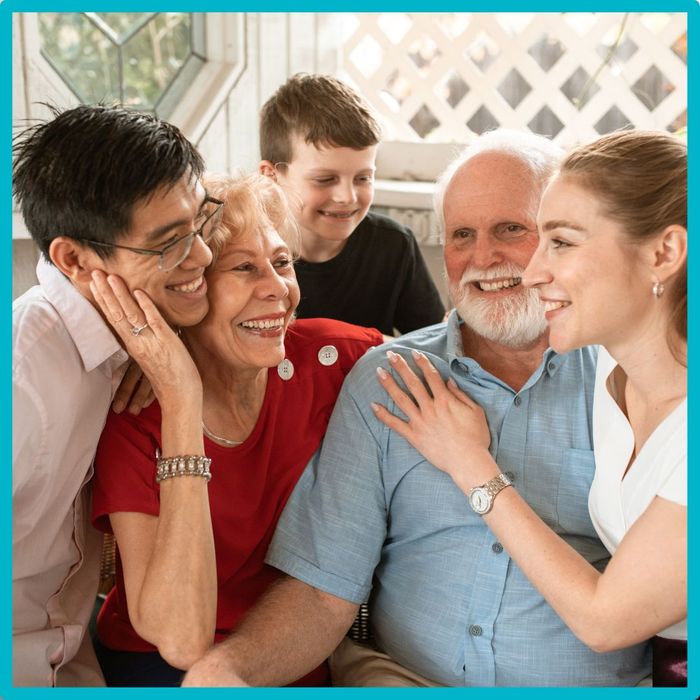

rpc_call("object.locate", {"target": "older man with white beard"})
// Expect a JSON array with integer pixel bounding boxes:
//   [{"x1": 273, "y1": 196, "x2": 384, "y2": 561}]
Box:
[{"x1": 182, "y1": 130, "x2": 651, "y2": 688}]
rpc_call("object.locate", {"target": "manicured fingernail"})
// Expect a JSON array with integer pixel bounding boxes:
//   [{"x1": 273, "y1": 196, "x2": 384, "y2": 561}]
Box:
[
  {"x1": 447, "y1": 377, "x2": 457, "y2": 389},
  {"x1": 112, "y1": 400, "x2": 124, "y2": 414},
  {"x1": 371, "y1": 402, "x2": 381, "y2": 413},
  {"x1": 411, "y1": 349, "x2": 424, "y2": 361},
  {"x1": 386, "y1": 350, "x2": 398, "y2": 364},
  {"x1": 376, "y1": 366, "x2": 388, "y2": 379}
]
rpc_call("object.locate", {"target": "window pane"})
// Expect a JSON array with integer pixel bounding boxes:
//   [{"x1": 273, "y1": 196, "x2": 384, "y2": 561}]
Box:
[
  {"x1": 39, "y1": 12, "x2": 202, "y2": 118},
  {"x1": 39, "y1": 13, "x2": 120, "y2": 103}
]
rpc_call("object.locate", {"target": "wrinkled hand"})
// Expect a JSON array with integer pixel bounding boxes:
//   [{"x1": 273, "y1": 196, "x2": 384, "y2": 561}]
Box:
[
  {"x1": 90, "y1": 270, "x2": 202, "y2": 404},
  {"x1": 181, "y1": 646, "x2": 249, "y2": 687},
  {"x1": 372, "y1": 350, "x2": 495, "y2": 487},
  {"x1": 112, "y1": 360, "x2": 155, "y2": 414}
]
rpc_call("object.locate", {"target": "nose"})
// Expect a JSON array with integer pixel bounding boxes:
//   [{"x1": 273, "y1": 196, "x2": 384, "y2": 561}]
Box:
[
  {"x1": 256, "y1": 263, "x2": 290, "y2": 300},
  {"x1": 331, "y1": 179, "x2": 357, "y2": 205},
  {"x1": 522, "y1": 242, "x2": 550, "y2": 289},
  {"x1": 181, "y1": 232, "x2": 213, "y2": 269},
  {"x1": 470, "y1": 234, "x2": 502, "y2": 269}
]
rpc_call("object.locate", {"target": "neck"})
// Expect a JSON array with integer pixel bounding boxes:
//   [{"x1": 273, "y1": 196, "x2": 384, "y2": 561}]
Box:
[
  {"x1": 460, "y1": 325, "x2": 549, "y2": 392},
  {"x1": 607, "y1": 326, "x2": 686, "y2": 407},
  {"x1": 300, "y1": 231, "x2": 348, "y2": 263},
  {"x1": 183, "y1": 334, "x2": 269, "y2": 443}
]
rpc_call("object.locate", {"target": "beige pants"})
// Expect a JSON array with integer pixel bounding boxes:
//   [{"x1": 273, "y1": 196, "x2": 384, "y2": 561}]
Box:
[
  {"x1": 330, "y1": 638, "x2": 445, "y2": 687},
  {"x1": 330, "y1": 637, "x2": 653, "y2": 687}
]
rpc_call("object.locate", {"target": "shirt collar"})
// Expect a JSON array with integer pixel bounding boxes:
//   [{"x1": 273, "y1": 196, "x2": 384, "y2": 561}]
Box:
[
  {"x1": 37, "y1": 258, "x2": 128, "y2": 373},
  {"x1": 445, "y1": 309, "x2": 563, "y2": 387}
]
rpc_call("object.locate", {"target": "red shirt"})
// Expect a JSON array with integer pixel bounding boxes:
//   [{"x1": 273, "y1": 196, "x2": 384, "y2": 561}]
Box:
[{"x1": 92, "y1": 319, "x2": 382, "y2": 683}]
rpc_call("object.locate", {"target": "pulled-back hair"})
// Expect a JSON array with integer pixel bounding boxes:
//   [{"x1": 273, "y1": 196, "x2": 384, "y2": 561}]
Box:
[
  {"x1": 560, "y1": 130, "x2": 687, "y2": 344},
  {"x1": 202, "y1": 173, "x2": 301, "y2": 263},
  {"x1": 13, "y1": 103, "x2": 204, "y2": 259},
  {"x1": 260, "y1": 73, "x2": 381, "y2": 165}
]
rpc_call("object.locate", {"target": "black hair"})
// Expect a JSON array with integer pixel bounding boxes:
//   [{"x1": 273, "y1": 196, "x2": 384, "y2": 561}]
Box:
[{"x1": 13, "y1": 103, "x2": 205, "y2": 259}]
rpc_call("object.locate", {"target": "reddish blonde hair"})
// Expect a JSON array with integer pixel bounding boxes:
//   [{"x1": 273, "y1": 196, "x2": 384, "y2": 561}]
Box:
[{"x1": 202, "y1": 173, "x2": 300, "y2": 263}]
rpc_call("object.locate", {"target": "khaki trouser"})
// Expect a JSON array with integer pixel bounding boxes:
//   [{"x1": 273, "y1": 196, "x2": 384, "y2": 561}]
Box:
[
  {"x1": 330, "y1": 637, "x2": 653, "y2": 688},
  {"x1": 330, "y1": 637, "x2": 444, "y2": 687}
]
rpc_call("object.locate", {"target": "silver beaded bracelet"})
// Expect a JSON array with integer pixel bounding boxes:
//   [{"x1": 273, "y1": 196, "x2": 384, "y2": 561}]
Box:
[{"x1": 155, "y1": 453, "x2": 212, "y2": 483}]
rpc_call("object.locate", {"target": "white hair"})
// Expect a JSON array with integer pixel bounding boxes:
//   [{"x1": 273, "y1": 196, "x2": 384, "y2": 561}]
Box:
[{"x1": 433, "y1": 129, "x2": 564, "y2": 241}]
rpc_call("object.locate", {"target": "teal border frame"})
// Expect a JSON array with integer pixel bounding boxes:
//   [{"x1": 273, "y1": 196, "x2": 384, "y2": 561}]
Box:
[{"x1": 3, "y1": 4, "x2": 695, "y2": 699}]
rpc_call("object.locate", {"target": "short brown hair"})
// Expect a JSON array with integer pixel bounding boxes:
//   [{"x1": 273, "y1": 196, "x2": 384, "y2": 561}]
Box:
[
  {"x1": 260, "y1": 73, "x2": 381, "y2": 165},
  {"x1": 202, "y1": 173, "x2": 301, "y2": 263},
  {"x1": 560, "y1": 129, "x2": 687, "y2": 347}
]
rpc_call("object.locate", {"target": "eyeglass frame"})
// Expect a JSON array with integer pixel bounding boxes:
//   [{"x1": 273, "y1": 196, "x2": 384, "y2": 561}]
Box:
[{"x1": 81, "y1": 195, "x2": 224, "y2": 271}]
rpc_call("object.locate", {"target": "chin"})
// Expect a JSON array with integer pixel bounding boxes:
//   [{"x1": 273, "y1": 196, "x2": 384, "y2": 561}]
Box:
[{"x1": 547, "y1": 332, "x2": 578, "y2": 355}]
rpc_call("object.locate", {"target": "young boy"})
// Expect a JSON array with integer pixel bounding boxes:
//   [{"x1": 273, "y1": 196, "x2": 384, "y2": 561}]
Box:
[{"x1": 259, "y1": 73, "x2": 445, "y2": 336}]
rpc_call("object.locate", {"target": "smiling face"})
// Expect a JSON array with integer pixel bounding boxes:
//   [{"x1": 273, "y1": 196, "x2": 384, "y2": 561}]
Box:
[
  {"x1": 442, "y1": 152, "x2": 548, "y2": 348},
  {"x1": 523, "y1": 175, "x2": 652, "y2": 354},
  {"x1": 96, "y1": 174, "x2": 213, "y2": 327},
  {"x1": 188, "y1": 224, "x2": 300, "y2": 372},
  {"x1": 271, "y1": 135, "x2": 377, "y2": 258}
]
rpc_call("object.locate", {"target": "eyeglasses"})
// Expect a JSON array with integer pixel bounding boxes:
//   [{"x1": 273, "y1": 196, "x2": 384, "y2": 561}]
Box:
[{"x1": 83, "y1": 195, "x2": 224, "y2": 272}]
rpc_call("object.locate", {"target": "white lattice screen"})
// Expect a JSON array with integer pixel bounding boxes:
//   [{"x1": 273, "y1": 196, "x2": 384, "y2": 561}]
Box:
[{"x1": 337, "y1": 12, "x2": 686, "y2": 145}]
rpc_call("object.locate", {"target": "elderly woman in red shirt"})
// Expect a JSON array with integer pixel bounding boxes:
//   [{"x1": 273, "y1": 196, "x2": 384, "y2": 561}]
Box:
[{"x1": 89, "y1": 174, "x2": 382, "y2": 686}]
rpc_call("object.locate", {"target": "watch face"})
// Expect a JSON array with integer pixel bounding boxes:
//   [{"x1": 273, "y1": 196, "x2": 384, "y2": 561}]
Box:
[{"x1": 469, "y1": 487, "x2": 491, "y2": 515}]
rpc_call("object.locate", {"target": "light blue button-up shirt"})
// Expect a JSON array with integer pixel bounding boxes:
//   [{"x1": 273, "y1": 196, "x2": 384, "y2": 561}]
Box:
[{"x1": 267, "y1": 313, "x2": 650, "y2": 686}]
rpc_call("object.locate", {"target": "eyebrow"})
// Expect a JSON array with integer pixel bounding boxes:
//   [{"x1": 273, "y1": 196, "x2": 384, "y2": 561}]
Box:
[
  {"x1": 306, "y1": 167, "x2": 376, "y2": 175},
  {"x1": 540, "y1": 219, "x2": 587, "y2": 233},
  {"x1": 227, "y1": 244, "x2": 290, "y2": 256},
  {"x1": 143, "y1": 191, "x2": 209, "y2": 245}
]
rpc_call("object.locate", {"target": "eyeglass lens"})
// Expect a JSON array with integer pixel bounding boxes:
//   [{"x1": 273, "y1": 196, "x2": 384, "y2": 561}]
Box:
[{"x1": 159, "y1": 202, "x2": 223, "y2": 271}]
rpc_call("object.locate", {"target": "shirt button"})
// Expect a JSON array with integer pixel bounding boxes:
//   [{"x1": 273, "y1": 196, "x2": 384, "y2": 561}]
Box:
[
  {"x1": 513, "y1": 395, "x2": 522, "y2": 406},
  {"x1": 548, "y1": 361, "x2": 556, "y2": 372},
  {"x1": 277, "y1": 359, "x2": 294, "y2": 381},
  {"x1": 469, "y1": 624, "x2": 482, "y2": 637},
  {"x1": 318, "y1": 345, "x2": 338, "y2": 366},
  {"x1": 492, "y1": 542, "x2": 504, "y2": 554}
]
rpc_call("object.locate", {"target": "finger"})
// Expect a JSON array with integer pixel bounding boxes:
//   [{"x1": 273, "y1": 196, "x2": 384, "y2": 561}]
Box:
[
  {"x1": 410, "y1": 350, "x2": 449, "y2": 399},
  {"x1": 370, "y1": 401, "x2": 413, "y2": 442},
  {"x1": 106, "y1": 275, "x2": 147, "y2": 329},
  {"x1": 133, "y1": 290, "x2": 170, "y2": 338},
  {"x1": 90, "y1": 271, "x2": 129, "y2": 329},
  {"x1": 376, "y1": 366, "x2": 420, "y2": 421},
  {"x1": 143, "y1": 388, "x2": 156, "y2": 409},
  {"x1": 113, "y1": 361, "x2": 143, "y2": 413},
  {"x1": 386, "y1": 350, "x2": 432, "y2": 405},
  {"x1": 127, "y1": 373, "x2": 155, "y2": 415},
  {"x1": 447, "y1": 377, "x2": 479, "y2": 407}
]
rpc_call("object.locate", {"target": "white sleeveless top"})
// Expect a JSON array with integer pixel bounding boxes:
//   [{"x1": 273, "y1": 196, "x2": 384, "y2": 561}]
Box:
[{"x1": 589, "y1": 347, "x2": 686, "y2": 640}]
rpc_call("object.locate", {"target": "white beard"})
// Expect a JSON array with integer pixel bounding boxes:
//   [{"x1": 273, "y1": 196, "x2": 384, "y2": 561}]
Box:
[{"x1": 450, "y1": 263, "x2": 548, "y2": 348}]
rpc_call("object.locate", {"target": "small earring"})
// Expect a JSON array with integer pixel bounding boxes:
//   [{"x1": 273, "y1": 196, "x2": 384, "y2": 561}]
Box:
[{"x1": 652, "y1": 281, "x2": 665, "y2": 298}]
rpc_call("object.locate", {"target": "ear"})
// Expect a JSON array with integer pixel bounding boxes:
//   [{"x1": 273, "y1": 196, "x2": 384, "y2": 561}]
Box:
[
  {"x1": 648, "y1": 224, "x2": 687, "y2": 283},
  {"x1": 49, "y1": 236, "x2": 102, "y2": 288},
  {"x1": 259, "y1": 160, "x2": 277, "y2": 180}
]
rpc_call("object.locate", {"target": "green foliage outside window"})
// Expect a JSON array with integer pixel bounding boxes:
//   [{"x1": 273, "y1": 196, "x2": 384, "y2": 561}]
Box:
[{"x1": 39, "y1": 12, "x2": 204, "y2": 117}]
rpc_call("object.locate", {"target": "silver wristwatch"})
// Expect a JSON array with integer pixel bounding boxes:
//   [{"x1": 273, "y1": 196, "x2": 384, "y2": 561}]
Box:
[{"x1": 468, "y1": 473, "x2": 513, "y2": 515}]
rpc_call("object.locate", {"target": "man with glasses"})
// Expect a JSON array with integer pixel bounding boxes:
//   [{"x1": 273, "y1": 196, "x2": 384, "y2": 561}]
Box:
[{"x1": 12, "y1": 104, "x2": 218, "y2": 686}]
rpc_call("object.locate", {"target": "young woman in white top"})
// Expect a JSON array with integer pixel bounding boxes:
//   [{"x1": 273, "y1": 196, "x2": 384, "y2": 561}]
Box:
[{"x1": 372, "y1": 130, "x2": 687, "y2": 686}]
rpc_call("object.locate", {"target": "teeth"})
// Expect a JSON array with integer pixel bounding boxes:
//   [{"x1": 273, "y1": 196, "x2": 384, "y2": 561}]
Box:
[
  {"x1": 320, "y1": 211, "x2": 354, "y2": 219},
  {"x1": 477, "y1": 277, "x2": 521, "y2": 292},
  {"x1": 169, "y1": 277, "x2": 203, "y2": 293},
  {"x1": 240, "y1": 318, "x2": 285, "y2": 330},
  {"x1": 544, "y1": 300, "x2": 568, "y2": 312}
]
